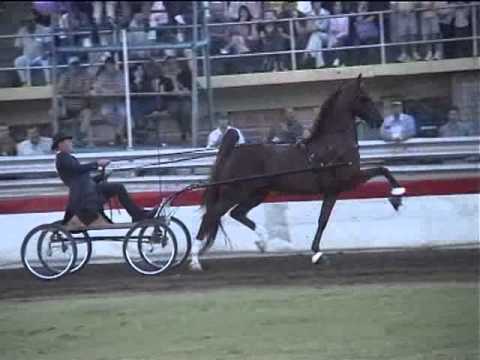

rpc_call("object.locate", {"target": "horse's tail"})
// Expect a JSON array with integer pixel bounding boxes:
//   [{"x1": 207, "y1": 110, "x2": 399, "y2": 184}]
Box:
[
  {"x1": 198, "y1": 129, "x2": 239, "y2": 242},
  {"x1": 202, "y1": 128, "x2": 239, "y2": 208}
]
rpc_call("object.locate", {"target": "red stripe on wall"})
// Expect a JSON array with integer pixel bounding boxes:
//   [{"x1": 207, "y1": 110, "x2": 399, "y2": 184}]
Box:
[{"x1": 0, "y1": 178, "x2": 479, "y2": 215}]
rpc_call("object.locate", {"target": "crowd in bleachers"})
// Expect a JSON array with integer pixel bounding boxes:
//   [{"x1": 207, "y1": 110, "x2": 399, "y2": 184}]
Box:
[
  {"x1": 0, "y1": 2, "x2": 478, "y2": 154},
  {"x1": 7, "y1": 1, "x2": 479, "y2": 82}
]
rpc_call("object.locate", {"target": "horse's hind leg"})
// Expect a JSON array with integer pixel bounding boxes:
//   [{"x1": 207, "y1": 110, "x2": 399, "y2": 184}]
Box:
[
  {"x1": 230, "y1": 192, "x2": 268, "y2": 252},
  {"x1": 191, "y1": 197, "x2": 238, "y2": 271},
  {"x1": 311, "y1": 193, "x2": 337, "y2": 264}
]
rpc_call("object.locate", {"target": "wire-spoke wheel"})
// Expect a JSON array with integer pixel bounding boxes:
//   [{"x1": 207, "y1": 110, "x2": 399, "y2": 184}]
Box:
[
  {"x1": 165, "y1": 216, "x2": 191, "y2": 268},
  {"x1": 21, "y1": 224, "x2": 77, "y2": 280},
  {"x1": 123, "y1": 219, "x2": 177, "y2": 275},
  {"x1": 69, "y1": 231, "x2": 92, "y2": 274}
]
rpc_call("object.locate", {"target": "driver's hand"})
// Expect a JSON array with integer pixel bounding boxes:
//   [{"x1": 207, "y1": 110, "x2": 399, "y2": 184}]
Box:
[{"x1": 97, "y1": 159, "x2": 111, "y2": 167}]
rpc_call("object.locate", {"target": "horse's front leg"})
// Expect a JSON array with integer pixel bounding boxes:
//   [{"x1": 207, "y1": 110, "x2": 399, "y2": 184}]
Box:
[
  {"x1": 311, "y1": 193, "x2": 337, "y2": 264},
  {"x1": 356, "y1": 167, "x2": 405, "y2": 211}
]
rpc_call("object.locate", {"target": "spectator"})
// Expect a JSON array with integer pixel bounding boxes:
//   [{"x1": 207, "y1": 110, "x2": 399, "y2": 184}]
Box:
[
  {"x1": 163, "y1": 1, "x2": 194, "y2": 42},
  {"x1": 59, "y1": 2, "x2": 95, "y2": 49},
  {"x1": 14, "y1": 15, "x2": 50, "y2": 86},
  {"x1": 266, "y1": 108, "x2": 304, "y2": 143},
  {"x1": 437, "y1": 1, "x2": 455, "y2": 58},
  {"x1": 158, "y1": 56, "x2": 192, "y2": 142},
  {"x1": 420, "y1": 2, "x2": 443, "y2": 60},
  {"x1": 297, "y1": 1, "x2": 313, "y2": 15},
  {"x1": 328, "y1": 1, "x2": 349, "y2": 66},
  {"x1": 381, "y1": 100, "x2": 417, "y2": 141},
  {"x1": 127, "y1": 13, "x2": 152, "y2": 59},
  {"x1": 92, "y1": 1, "x2": 116, "y2": 26},
  {"x1": 278, "y1": 2, "x2": 309, "y2": 55},
  {"x1": 259, "y1": 10, "x2": 290, "y2": 72},
  {"x1": 356, "y1": 118, "x2": 379, "y2": 140},
  {"x1": 353, "y1": 1, "x2": 379, "y2": 65},
  {"x1": 16, "y1": 127, "x2": 52, "y2": 156},
  {"x1": 304, "y1": 1, "x2": 331, "y2": 68},
  {"x1": 227, "y1": 2, "x2": 262, "y2": 21},
  {"x1": 453, "y1": 1, "x2": 472, "y2": 58},
  {"x1": 207, "y1": 112, "x2": 246, "y2": 148},
  {"x1": 221, "y1": 4, "x2": 260, "y2": 74},
  {"x1": 93, "y1": 56, "x2": 126, "y2": 145},
  {"x1": 130, "y1": 62, "x2": 158, "y2": 133},
  {"x1": 119, "y1": 1, "x2": 153, "y2": 30},
  {"x1": 57, "y1": 57, "x2": 93, "y2": 146},
  {"x1": 226, "y1": 4, "x2": 260, "y2": 66},
  {"x1": 234, "y1": 5, "x2": 260, "y2": 44},
  {"x1": 390, "y1": 1, "x2": 421, "y2": 62},
  {"x1": 148, "y1": 1, "x2": 176, "y2": 47},
  {"x1": 439, "y1": 106, "x2": 478, "y2": 137},
  {"x1": 0, "y1": 125, "x2": 17, "y2": 156}
]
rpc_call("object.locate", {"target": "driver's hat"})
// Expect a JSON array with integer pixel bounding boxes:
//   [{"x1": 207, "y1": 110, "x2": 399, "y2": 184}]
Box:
[{"x1": 51, "y1": 132, "x2": 73, "y2": 150}]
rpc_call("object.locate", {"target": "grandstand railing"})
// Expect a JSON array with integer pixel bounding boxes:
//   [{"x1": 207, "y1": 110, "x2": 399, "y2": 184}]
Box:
[
  {"x1": 0, "y1": 3, "x2": 478, "y2": 79},
  {"x1": 206, "y1": 3, "x2": 479, "y2": 72}
]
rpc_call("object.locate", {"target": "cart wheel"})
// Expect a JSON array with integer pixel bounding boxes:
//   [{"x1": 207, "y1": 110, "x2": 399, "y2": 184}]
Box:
[
  {"x1": 69, "y1": 231, "x2": 92, "y2": 274},
  {"x1": 21, "y1": 224, "x2": 77, "y2": 280},
  {"x1": 123, "y1": 219, "x2": 177, "y2": 275},
  {"x1": 166, "y1": 216, "x2": 191, "y2": 268}
]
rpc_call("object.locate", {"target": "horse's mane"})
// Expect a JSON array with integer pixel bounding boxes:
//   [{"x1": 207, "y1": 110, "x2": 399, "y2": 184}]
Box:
[{"x1": 308, "y1": 88, "x2": 342, "y2": 139}]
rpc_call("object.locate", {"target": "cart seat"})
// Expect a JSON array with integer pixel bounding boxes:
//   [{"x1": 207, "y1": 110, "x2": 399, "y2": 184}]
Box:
[{"x1": 64, "y1": 215, "x2": 136, "y2": 231}]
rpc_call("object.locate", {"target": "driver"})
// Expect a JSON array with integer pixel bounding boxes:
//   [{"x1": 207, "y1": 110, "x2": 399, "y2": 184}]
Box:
[{"x1": 52, "y1": 133, "x2": 157, "y2": 226}]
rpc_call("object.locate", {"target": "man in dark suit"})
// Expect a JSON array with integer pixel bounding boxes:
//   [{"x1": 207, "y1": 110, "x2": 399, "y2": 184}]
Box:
[{"x1": 53, "y1": 133, "x2": 156, "y2": 226}]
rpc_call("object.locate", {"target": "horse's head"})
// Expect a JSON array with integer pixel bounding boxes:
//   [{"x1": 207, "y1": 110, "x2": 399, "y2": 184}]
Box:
[{"x1": 348, "y1": 74, "x2": 383, "y2": 128}]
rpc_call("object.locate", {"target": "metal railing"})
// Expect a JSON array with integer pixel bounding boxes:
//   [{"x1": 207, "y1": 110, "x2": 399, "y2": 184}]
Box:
[
  {"x1": 205, "y1": 2, "x2": 479, "y2": 72},
  {"x1": 0, "y1": 2, "x2": 478, "y2": 80}
]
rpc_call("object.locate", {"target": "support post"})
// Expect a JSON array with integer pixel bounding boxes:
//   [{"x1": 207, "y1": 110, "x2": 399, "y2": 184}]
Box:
[
  {"x1": 50, "y1": 17, "x2": 59, "y2": 133},
  {"x1": 379, "y1": 12, "x2": 386, "y2": 64},
  {"x1": 121, "y1": 29, "x2": 133, "y2": 149},
  {"x1": 202, "y1": 1, "x2": 214, "y2": 129},
  {"x1": 289, "y1": 18, "x2": 297, "y2": 70},
  {"x1": 191, "y1": 1, "x2": 199, "y2": 147},
  {"x1": 472, "y1": 3, "x2": 478, "y2": 58}
]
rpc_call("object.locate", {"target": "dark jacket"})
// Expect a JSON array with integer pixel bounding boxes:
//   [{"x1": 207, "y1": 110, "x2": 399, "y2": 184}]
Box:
[{"x1": 56, "y1": 151, "x2": 102, "y2": 225}]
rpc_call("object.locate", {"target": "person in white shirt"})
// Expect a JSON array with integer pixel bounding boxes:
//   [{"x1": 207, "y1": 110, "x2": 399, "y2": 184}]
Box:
[
  {"x1": 206, "y1": 113, "x2": 246, "y2": 148},
  {"x1": 328, "y1": 1, "x2": 349, "y2": 67},
  {"x1": 381, "y1": 101, "x2": 417, "y2": 142},
  {"x1": 17, "y1": 127, "x2": 52, "y2": 156}
]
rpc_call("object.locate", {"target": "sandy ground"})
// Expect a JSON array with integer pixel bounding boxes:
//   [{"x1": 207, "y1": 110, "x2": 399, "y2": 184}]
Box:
[{"x1": 1, "y1": 248, "x2": 478, "y2": 302}]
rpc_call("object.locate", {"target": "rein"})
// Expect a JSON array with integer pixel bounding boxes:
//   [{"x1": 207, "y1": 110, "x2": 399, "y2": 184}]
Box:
[{"x1": 159, "y1": 160, "x2": 352, "y2": 212}]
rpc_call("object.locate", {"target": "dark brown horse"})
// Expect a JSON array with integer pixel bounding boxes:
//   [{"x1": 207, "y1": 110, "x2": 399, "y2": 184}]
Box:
[{"x1": 190, "y1": 75, "x2": 405, "y2": 270}]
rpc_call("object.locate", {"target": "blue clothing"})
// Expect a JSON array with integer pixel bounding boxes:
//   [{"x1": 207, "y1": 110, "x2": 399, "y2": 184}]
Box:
[{"x1": 381, "y1": 113, "x2": 417, "y2": 141}]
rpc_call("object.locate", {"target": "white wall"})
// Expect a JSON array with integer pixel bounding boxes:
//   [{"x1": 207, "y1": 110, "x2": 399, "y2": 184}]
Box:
[{"x1": 1, "y1": 194, "x2": 478, "y2": 269}]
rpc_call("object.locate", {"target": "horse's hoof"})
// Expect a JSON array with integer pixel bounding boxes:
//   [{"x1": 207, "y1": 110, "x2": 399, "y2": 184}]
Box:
[
  {"x1": 389, "y1": 196, "x2": 402, "y2": 211},
  {"x1": 312, "y1": 252, "x2": 324, "y2": 264},
  {"x1": 189, "y1": 260, "x2": 203, "y2": 272},
  {"x1": 255, "y1": 240, "x2": 267, "y2": 253},
  {"x1": 391, "y1": 187, "x2": 406, "y2": 196}
]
